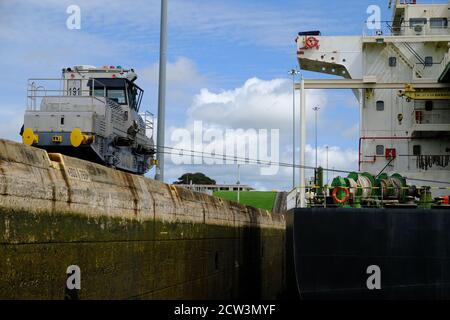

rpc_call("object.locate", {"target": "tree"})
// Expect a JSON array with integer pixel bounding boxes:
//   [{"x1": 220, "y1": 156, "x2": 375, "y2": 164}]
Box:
[{"x1": 173, "y1": 172, "x2": 216, "y2": 185}]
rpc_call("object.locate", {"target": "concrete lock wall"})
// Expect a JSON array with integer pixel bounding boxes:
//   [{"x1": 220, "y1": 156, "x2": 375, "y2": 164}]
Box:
[{"x1": 0, "y1": 139, "x2": 286, "y2": 300}]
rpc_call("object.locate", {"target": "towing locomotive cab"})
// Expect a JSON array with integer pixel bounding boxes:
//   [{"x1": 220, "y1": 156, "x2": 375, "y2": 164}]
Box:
[{"x1": 22, "y1": 65, "x2": 156, "y2": 175}]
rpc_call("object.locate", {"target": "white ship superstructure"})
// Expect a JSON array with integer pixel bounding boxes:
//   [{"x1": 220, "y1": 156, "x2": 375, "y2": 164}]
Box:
[{"x1": 297, "y1": 0, "x2": 450, "y2": 195}]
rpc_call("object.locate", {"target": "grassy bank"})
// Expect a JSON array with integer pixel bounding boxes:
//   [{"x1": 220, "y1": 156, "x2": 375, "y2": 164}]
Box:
[{"x1": 213, "y1": 191, "x2": 277, "y2": 211}]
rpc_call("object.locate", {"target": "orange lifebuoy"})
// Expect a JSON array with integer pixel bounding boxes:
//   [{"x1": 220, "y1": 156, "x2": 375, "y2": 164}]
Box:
[
  {"x1": 440, "y1": 196, "x2": 449, "y2": 205},
  {"x1": 304, "y1": 36, "x2": 320, "y2": 49},
  {"x1": 332, "y1": 187, "x2": 350, "y2": 204}
]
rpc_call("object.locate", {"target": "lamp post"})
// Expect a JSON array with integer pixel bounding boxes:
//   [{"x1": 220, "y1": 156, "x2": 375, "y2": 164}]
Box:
[
  {"x1": 237, "y1": 164, "x2": 241, "y2": 204},
  {"x1": 312, "y1": 106, "x2": 320, "y2": 169},
  {"x1": 299, "y1": 76, "x2": 306, "y2": 208},
  {"x1": 325, "y1": 145, "x2": 329, "y2": 184},
  {"x1": 288, "y1": 69, "x2": 299, "y2": 189},
  {"x1": 332, "y1": 166, "x2": 335, "y2": 183},
  {"x1": 155, "y1": 0, "x2": 168, "y2": 182}
]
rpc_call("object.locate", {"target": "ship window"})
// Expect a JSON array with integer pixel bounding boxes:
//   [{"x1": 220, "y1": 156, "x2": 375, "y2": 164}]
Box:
[
  {"x1": 376, "y1": 145, "x2": 384, "y2": 156},
  {"x1": 425, "y1": 56, "x2": 433, "y2": 67},
  {"x1": 107, "y1": 89, "x2": 126, "y2": 104},
  {"x1": 376, "y1": 100, "x2": 384, "y2": 111},
  {"x1": 413, "y1": 145, "x2": 421, "y2": 156},
  {"x1": 60, "y1": 117, "x2": 65, "y2": 125},
  {"x1": 409, "y1": 18, "x2": 427, "y2": 28},
  {"x1": 430, "y1": 18, "x2": 448, "y2": 29},
  {"x1": 389, "y1": 57, "x2": 397, "y2": 67},
  {"x1": 425, "y1": 100, "x2": 433, "y2": 111}
]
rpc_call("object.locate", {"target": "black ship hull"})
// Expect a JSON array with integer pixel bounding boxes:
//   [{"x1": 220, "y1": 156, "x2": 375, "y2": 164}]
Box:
[{"x1": 287, "y1": 208, "x2": 450, "y2": 299}]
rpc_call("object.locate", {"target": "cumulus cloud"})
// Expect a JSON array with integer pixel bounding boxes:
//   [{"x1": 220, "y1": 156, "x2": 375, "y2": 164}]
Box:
[
  {"x1": 165, "y1": 143, "x2": 358, "y2": 190},
  {"x1": 187, "y1": 77, "x2": 326, "y2": 131},
  {"x1": 164, "y1": 78, "x2": 358, "y2": 190},
  {"x1": 140, "y1": 57, "x2": 207, "y2": 87},
  {"x1": 138, "y1": 57, "x2": 208, "y2": 110},
  {"x1": 306, "y1": 144, "x2": 358, "y2": 171}
]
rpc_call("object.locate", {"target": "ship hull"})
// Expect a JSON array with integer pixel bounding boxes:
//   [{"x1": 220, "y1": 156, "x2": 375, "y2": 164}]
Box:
[{"x1": 287, "y1": 208, "x2": 450, "y2": 299}]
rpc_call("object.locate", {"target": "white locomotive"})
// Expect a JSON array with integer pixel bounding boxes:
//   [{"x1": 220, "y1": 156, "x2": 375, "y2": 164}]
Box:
[{"x1": 22, "y1": 65, "x2": 156, "y2": 175}]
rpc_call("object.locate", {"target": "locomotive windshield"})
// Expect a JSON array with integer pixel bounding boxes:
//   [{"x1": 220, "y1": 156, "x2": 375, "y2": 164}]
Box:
[
  {"x1": 127, "y1": 83, "x2": 143, "y2": 112},
  {"x1": 88, "y1": 78, "x2": 144, "y2": 110},
  {"x1": 106, "y1": 89, "x2": 126, "y2": 104},
  {"x1": 92, "y1": 88, "x2": 127, "y2": 104}
]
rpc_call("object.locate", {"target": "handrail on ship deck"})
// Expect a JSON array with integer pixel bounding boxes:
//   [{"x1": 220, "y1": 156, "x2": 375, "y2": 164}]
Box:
[
  {"x1": 363, "y1": 20, "x2": 450, "y2": 37},
  {"x1": 294, "y1": 79, "x2": 450, "y2": 90},
  {"x1": 389, "y1": 0, "x2": 416, "y2": 9}
]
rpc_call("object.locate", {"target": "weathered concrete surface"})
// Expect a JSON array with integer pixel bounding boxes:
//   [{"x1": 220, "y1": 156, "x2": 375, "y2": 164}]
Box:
[
  {"x1": 0, "y1": 139, "x2": 285, "y2": 300},
  {"x1": 273, "y1": 192, "x2": 287, "y2": 214}
]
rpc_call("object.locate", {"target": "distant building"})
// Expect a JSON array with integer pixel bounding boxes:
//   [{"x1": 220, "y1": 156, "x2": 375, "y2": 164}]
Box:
[{"x1": 176, "y1": 184, "x2": 254, "y2": 195}]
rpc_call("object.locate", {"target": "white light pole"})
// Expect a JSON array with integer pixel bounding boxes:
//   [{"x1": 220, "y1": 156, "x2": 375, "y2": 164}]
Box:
[
  {"x1": 237, "y1": 164, "x2": 241, "y2": 204},
  {"x1": 299, "y1": 76, "x2": 306, "y2": 208},
  {"x1": 288, "y1": 69, "x2": 299, "y2": 190},
  {"x1": 325, "y1": 145, "x2": 329, "y2": 184},
  {"x1": 332, "y1": 166, "x2": 335, "y2": 183},
  {"x1": 155, "y1": 0, "x2": 168, "y2": 182},
  {"x1": 312, "y1": 106, "x2": 320, "y2": 169}
]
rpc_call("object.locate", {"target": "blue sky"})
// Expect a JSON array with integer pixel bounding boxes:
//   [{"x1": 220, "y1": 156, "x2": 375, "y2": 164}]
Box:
[{"x1": 1, "y1": 0, "x2": 447, "y2": 190}]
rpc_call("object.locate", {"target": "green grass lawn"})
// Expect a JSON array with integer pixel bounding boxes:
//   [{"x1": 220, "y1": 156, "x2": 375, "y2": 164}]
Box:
[{"x1": 213, "y1": 191, "x2": 277, "y2": 211}]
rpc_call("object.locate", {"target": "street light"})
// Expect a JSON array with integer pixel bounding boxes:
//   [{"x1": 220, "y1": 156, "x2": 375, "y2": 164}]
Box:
[
  {"x1": 237, "y1": 164, "x2": 241, "y2": 203},
  {"x1": 288, "y1": 69, "x2": 299, "y2": 189},
  {"x1": 332, "y1": 166, "x2": 335, "y2": 183},
  {"x1": 325, "y1": 145, "x2": 329, "y2": 184},
  {"x1": 155, "y1": 0, "x2": 168, "y2": 182},
  {"x1": 312, "y1": 106, "x2": 320, "y2": 169}
]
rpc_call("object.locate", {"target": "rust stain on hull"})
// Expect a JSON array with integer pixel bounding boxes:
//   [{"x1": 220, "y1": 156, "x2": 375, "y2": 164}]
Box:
[
  {"x1": 122, "y1": 172, "x2": 139, "y2": 216},
  {"x1": 0, "y1": 160, "x2": 6, "y2": 195}
]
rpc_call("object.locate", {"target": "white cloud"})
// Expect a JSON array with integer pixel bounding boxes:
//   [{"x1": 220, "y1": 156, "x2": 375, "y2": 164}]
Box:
[
  {"x1": 140, "y1": 57, "x2": 207, "y2": 87},
  {"x1": 187, "y1": 77, "x2": 326, "y2": 131},
  {"x1": 163, "y1": 78, "x2": 358, "y2": 190},
  {"x1": 137, "y1": 57, "x2": 209, "y2": 121},
  {"x1": 164, "y1": 143, "x2": 358, "y2": 190},
  {"x1": 139, "y1": 57, "x2": 208, "y2": 108},
  {"x1": 306, "y1": 144, "x2": 357, "y2": 171}
]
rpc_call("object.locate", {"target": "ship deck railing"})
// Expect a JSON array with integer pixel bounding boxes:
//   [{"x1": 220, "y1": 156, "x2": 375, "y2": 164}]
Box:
[{"x1": 363, "y1": 21, "x2": 450, "y2": 38}]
